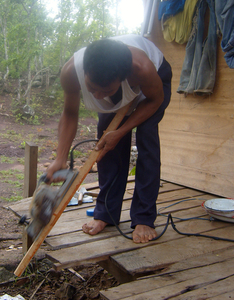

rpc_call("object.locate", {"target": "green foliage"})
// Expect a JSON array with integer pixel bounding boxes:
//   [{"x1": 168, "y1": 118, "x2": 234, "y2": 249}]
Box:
[
  {"x1": 0, "y1": 155, "x2": 15, "y2": 164},
  {"x1": 129, "y1": 166, "x2": 136, "y2": 176},
  {"x1": 70, "y1": 149, "x2": 87, "y2": 158},
  {"x1": 0, "y1": 0, "x2": 141, "y2": 118},
  {"x1": 15, "y1": 113, "x2": 40, "y2": 125},
  {"x1": 0, "y1": 168, "x2": 24, "y2": 201},
  {"x1": 20, "y1": 141, "x2": 26, "y2": 149},
  {"x1": 2, "y1": 194, "x2": 23, "y2": 202},
  {"x1": 79, "y1": 100, "x2": 98, "y2": 120},
  {"x1": 0, "y1": 169, "x2": 16, "y2": 176},
  {"x1": 1, "y1": 0, "x2": 138, "y2": 76},
  {"x1": 17, "y1": 157, "x2": 25, "y2": 164}
]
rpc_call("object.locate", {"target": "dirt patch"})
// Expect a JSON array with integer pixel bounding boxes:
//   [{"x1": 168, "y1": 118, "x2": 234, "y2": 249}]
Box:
[{"x1": 0, "y1": 257, "x2": 118, "y2": 299}]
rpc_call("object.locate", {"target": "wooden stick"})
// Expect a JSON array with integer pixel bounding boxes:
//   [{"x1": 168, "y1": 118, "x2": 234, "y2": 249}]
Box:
[
  {"x1": 68, "y1": 268, "x2": 86, "y2": 281},
  {"x1": 29, "y1": 278, "x2": 45, "y2": 300},
  {"x1": 14, "y1": 103, "x2": 131, "y2": 277}
]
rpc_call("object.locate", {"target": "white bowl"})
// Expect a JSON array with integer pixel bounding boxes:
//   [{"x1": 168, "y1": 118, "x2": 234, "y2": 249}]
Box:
[{"x1": 202, "y1": 198, "x2": 234, "y2": 220}]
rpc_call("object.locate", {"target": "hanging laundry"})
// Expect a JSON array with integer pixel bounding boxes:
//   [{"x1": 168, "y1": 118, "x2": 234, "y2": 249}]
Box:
[
  {"x1": 158, "y1": 0, "x2": 186, "y2": 21},
  {"x1": 215, "y1": 0, "x2": 234, "y2": 69},
  {"x1": 162, "y1": 0, "x2": 199, "y2": 44},
  {"x1": 177, "y1": 0, "x2": 217, "y2": 95}
]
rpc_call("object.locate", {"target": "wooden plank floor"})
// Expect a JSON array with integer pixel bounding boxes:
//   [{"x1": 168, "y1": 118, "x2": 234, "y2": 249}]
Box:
[{"x1": 6, "y1": 176, "x2": 234, "y2": 299}]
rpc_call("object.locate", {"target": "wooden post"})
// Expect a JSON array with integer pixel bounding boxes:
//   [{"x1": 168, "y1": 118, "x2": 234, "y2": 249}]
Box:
[
  {"x1": 22, "y1": 228, "x2": 33, "y2": 255},
  {"x1": 23, "y1": 142, "x2": 38, "y2": 198},
  {"x1": 14, "y1": 103, "x2": 131, "y2": 277},
  {"x1": 23, "y1": 142, "x2": 38, "y2": 253}
]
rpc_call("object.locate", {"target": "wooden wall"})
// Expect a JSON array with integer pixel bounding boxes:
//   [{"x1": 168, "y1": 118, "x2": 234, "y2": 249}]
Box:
[{"x1": 149, "y1": 4, "x2": 234, "y2": 198}]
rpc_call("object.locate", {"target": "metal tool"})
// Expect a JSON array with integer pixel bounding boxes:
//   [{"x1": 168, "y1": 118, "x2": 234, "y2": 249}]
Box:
[
  {"x1": 77, "y1": 187, "x2": 98, "y2": 204},
  {"x1": 27, "y1": 169, "x2": 79, "y2": 240}
]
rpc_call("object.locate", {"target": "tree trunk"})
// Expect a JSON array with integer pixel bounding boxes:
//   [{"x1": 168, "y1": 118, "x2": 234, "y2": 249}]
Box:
[
  {"x1": 17, "y1": 78, "x2": 21, "y2": 102},
  {"x1": 46, "y1": 68, "x2": 50, "y2": 90},
  {"x1": 26, "y1": 59, "x2": 32, "y2": 105},
  {"x1": 0, "y1": 15, "x2": 9, "y2": 82},
  {"x1": 24, "y1": 67, "x2": 49, "y2": 99}
]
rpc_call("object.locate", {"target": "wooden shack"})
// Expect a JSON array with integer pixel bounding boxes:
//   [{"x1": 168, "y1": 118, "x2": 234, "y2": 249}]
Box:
[{"x1": 148, "y1": 1, "x2": 234, "y2": 198}]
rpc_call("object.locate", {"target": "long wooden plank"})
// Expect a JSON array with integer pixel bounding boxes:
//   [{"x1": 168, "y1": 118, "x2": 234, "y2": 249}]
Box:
[
  {"x1": 141, "y1": 244, "x2": 234, "y2": 278},
  {"x1": 46, "y1": 194, "x2": 210, "y2": 241},
  {"x1": 157, "y1": 197, "x2": 209, "y2": 214},
  {"x1": 6, "y1": 197, "x2": 32, "y2": 218},
  {"x1": 208, "y1": 287, "x2": 234, "y2": 300},
  {"x1": 9, "y1": 186, "x2": 207, "y2": 246},
  {"x1": 45, "y1": 207, "x2": 207, "y2": 249},
  {"x1": 14, "y1": 103, "x2": 132, "y2": 277},
  {"x1": 101, "y1": 252, "x2": 234, "y2": 300},
  {"x1": 47, "y1": 218, "x2": 233, "y2": 271},
  {"x1": 172, "y1": 275, "x2": 234, "y2": 300},
  {"x1": 101, "y1": 247, "x2": 234, "y2": 299},
  {"x1": 110, "y1": 222, "x2": 234, "y2": 276},
  {"x1": 48, "y1": 198, "x2": 132, "y2": 236},
  {"x1": 46, "y1": 223, "x2": 133, "y2": 249},
  {"x1": 6, "y1": 178, "x2": 134, "y2": 219},
  {"x1": 126, "y1": 182, "x2": 186, "y2": 196},
  {"x1": 149, "y1": 275, "x2": 234, "y2": 300},
  {"x1": 45, "y1": 209, "x2": 202, "y2": 249},
  {"x1": 46, "y1": 194, "x2": 207, "y2": 238},
  {"x1": 157, "y1": 188, "x2": 206, "y2": 203},
  {"x1": 48, "y1": 208, "x2": 131, "y2": 236},
  {"x1": 103, "y1": 272, "x2": 234, "y2": 300},
  {"x1": 6, "y1": 179, "x2": 203, "y2": 218},
  {"x1": 45, "y1": 196, "x2": 213, "y2": 250}
]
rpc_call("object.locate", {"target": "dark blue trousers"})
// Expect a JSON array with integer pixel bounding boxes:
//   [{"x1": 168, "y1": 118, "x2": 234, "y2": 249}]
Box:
[{"x1": 93, "y1": 58, "x2": 172, "y2": 228}]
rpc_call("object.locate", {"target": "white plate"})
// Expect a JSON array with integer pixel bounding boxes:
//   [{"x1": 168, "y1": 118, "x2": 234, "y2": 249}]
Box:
[
  {"x1": 204, "y1": 198, "x2": 234, "y2": 212},
  {"x1": 202, "y1": 198, "x2": 234, "y2": 221},
  {"x1": 207, "y1": 212, "x2": 234, "y2": 223}
]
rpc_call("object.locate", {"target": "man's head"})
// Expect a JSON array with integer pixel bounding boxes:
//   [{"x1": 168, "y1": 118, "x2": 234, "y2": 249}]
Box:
[{"x1": 83, "y1": 39, "x2": 132, "y2": 88}]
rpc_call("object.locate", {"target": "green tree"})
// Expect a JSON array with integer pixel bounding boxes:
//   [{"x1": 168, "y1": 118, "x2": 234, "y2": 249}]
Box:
[{"x1": 0, "y1": 0, "x2": 141, "y2": 114}]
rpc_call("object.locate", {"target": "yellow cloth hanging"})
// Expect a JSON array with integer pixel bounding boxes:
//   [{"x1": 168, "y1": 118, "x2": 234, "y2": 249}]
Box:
[{"x1": 162, "y1": 0, "x2": 199, "y2": 44}]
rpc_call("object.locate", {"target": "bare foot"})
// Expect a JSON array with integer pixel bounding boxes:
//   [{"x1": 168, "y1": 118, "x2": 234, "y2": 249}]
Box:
[
  {"x1": 132, "y1": 225, "x2": 157, "y2": 243},
  {"x1": 82, "y1": 219, "x2": 108, "y2": 235}
]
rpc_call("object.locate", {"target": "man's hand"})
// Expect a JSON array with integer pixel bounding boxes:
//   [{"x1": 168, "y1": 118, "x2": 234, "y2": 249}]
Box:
[
  {"x1": 95, "y1": 130, "x2": 122, "y2": 162},
  {"x1": 46, "y1": 159, "x2": 68, "y2": 184}
]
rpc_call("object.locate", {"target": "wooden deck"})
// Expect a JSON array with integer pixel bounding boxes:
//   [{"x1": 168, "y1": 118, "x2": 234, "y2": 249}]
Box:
[{"x1": 6, "y1": 176, "x2": 234, "y2": 299}]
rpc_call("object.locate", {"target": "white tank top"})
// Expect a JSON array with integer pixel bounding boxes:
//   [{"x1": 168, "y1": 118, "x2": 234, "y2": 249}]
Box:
[{"x1": 73, "y1": 34, "x2": 163, "y2": 114}]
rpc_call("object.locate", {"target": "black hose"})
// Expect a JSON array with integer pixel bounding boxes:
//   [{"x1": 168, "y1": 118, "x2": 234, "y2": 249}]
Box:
[
  {"x1": 169, "y1": 214, "x2": 234, "y2": 242},
  {"x1": 69, "y1": 139, "x2": 99, "y2": 170}
]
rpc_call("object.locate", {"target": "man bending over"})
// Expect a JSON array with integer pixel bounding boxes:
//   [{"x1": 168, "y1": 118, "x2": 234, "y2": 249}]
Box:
[{"x1": 47, "y1": 34, "x2": 172, "y2": 243}]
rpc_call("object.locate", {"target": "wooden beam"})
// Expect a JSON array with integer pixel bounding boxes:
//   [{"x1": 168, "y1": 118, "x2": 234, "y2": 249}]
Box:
[
  {"x1": 22, "y1": 227, "x2": 33, "y2": 255},
  {"x1": 14, "y1": 103, "x2": 131, "y2": 277},
  {"x1": 23, "y1": 142, "x2": 38, "y2": 253},
  {"x1": 23, "y1": 142, "x2": 38, "y2": 198}
]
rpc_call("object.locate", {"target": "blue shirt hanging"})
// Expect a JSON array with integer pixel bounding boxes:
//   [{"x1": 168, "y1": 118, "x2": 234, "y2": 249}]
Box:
[{"x1": 158, "y1": 0, "x2": 187, "y2": 20}]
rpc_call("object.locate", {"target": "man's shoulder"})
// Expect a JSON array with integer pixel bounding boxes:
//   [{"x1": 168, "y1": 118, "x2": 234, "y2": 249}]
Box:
[{"x1": 61, "y1": 56, "x2": 80, "y2": 93}]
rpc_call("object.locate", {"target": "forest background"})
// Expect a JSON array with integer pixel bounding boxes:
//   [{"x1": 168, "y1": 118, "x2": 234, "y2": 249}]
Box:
[
  {"x1": 0, "y1": 0, "x2": 141, "y2": 118},
  {"x1": 0, "y1": 0, "x2": 141, "y2": 202}
]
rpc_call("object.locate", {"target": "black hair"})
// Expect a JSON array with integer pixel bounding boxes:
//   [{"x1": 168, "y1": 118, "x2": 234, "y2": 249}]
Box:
[{"x1": 83, "y1": 39, "x2": 132, "y2": 87}]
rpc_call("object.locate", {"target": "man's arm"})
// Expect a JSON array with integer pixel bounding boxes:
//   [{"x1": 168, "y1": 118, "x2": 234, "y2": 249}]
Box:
[
  {"x1": 96, "y1": 49, "x2": 164, "y2": 162},
  {"x1": 46, "y1": 56, "x2": 81, "y2": 181}
]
